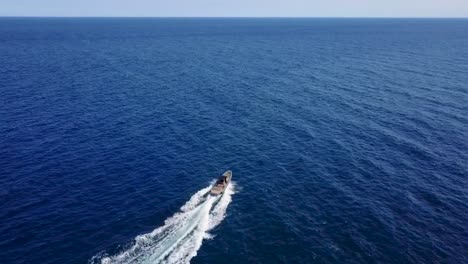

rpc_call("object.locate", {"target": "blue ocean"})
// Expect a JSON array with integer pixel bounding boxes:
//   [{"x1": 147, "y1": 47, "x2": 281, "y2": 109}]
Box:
[{"x1": 0, "y1": 18, "x2": 467, "y2": 264}]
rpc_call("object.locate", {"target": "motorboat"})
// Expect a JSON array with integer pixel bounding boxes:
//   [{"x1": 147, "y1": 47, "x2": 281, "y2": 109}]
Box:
[{"x1": 210, "y1": 170, "x2": 232, "y2": 196}]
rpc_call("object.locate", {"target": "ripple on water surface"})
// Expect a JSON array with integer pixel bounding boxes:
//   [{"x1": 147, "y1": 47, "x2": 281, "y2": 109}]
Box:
[{"x1": 0, "y1": 18, "x2": 467, "y2": 264}]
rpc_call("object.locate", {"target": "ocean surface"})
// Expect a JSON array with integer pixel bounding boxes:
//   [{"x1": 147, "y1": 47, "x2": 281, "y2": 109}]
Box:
[{"x1": 0, "y1": 18, "x2": 467, "y2": 264}]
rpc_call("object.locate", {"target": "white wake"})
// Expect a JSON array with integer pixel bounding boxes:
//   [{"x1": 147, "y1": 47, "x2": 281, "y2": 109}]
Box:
[{"x1": 92, "y1": 182, "x2": 235, "y2": 264}]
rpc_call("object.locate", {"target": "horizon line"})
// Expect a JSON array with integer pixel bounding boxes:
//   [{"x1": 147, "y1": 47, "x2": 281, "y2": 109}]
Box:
[{"x1": 1, "y1": 16, "x2": 467, "y2": 19}]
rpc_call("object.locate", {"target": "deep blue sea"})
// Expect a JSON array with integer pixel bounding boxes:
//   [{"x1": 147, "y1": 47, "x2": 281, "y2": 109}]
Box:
[{"x1": 1, "y1": 18, "x2": 467, "y2": 264}]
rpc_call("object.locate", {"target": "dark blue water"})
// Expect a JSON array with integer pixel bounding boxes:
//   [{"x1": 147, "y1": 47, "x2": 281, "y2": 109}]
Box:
[{"x1": 1, "y1": 18, "x2": 467, "y2": 264}]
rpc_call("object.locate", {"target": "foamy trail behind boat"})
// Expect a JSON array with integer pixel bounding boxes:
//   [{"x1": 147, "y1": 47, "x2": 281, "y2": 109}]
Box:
[{"x1": 91, "y1": 182, "x2": 235, "y2": 264}]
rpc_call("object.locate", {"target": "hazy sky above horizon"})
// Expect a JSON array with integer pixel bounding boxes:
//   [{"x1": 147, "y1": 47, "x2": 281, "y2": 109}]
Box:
[{"x1": 1, "y1": 0, "x2": 467, "y2": 17}]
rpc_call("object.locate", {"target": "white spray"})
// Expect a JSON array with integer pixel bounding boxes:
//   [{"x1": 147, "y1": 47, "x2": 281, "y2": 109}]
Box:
[{"x1": 93, "y1": 182, "x2": 235, "y2": 264}]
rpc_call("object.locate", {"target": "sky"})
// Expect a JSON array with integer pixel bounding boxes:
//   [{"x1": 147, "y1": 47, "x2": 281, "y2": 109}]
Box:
[{"x1": 1, "y1": 0, "x2": 468, "y2": 17}]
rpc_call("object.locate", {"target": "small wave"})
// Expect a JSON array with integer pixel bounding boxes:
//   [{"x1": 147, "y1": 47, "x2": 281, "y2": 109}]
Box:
[{"x1": 91, "y1": 182, "x2": 236, "y2": 264}]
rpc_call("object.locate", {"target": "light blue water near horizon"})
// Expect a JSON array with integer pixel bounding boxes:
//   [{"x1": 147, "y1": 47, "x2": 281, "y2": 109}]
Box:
[{"x1": 0, "y1": 18, "x2": 467, "y2": 264}]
